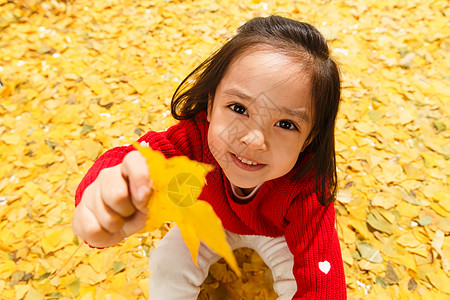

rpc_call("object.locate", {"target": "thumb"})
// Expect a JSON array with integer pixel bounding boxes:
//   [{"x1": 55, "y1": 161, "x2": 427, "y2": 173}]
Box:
[{"x1": 121, "y1": 150, "x2": 152, "y2": 212}]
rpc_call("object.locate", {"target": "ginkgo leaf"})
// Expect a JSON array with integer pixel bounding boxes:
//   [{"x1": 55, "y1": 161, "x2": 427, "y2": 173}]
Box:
[{"x1": 134, "y1": 143, "x2": 241, "y2": 276}]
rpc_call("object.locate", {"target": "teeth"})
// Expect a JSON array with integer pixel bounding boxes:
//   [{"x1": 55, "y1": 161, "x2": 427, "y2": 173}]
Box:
[{"x1": 236, "y1": 155, "x2": 258, "y2": 165}]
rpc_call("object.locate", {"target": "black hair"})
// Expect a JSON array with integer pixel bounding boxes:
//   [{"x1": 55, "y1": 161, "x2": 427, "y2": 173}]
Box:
[{"x1": 171, "y1": 15, "x2": 341, "y2": 206}]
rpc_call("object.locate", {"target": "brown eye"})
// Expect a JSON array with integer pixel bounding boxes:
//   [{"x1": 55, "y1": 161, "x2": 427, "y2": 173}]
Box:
[
  {"x1": 276, "y1": 120, "x2": 298, "y2": 131},
  {"x1": 228, "y1": 104, "x2": 248, "y2": 115}
]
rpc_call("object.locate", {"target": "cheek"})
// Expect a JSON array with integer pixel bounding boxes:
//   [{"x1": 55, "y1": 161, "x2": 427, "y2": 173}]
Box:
[
  {"x1": 208, "y1": 122, "x2": 224, "y2": 144},
  {"x1": 208, "y1": 116, "x2": 240, "y2": 147},
  {"x1": 278, "y1": 147, "x2": 300, "y2": 167},
  {"x1": 207, "y1": 127, "x2": 218, "y2": 149},
  {"x1": 208, "y1": 122, "x2": 228, "y2": 156},
  {"x1": 272, "y1": 136, "x2": 303, "y2": 167}
]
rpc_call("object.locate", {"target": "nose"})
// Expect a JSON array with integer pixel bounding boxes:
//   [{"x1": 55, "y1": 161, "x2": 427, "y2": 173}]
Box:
[{"x1": 240, "y1": 129, "x2": 267, "y2": 151}]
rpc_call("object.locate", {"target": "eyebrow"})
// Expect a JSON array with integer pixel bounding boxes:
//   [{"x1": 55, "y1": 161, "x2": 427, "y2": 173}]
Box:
[
  {"x1": 224, "y1": 88, "x2": 311, "y2": 123},
  {"x1": 281, "y1": 107, "x2": 310, "y2": 123},
  {"x1": 224, "y1": 88, "x2": 254, "y2": 102}
]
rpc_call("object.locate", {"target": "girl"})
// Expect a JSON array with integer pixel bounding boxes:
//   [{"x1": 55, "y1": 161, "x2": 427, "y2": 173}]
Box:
[{"x1": 73, "y1": 15, "x2": 346, "y2": 299}]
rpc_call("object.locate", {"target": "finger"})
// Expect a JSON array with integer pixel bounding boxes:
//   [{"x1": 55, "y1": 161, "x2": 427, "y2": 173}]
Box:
[
  {"x1": 83, "y1": 182, "x2": 126, "y2": 233},
  {"x1": 73, "y1": 200, "x2": 127, "y2": 248},
  {"x1": 121, "y1": 150, "x2": 152, "y2": 212},
  {"x1": 121, "y1": 210, "x2": 148, "y2": 237},
  {"x1": 99, "y1": 165, "x2": 136, "y2": 217}
]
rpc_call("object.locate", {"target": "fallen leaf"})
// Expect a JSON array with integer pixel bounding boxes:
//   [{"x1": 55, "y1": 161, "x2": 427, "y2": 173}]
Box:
[
  {"x1": 356, "y1": 241, "x2": 383, "y2": 263},
  {"x1": 24, "y1": 287, "x2": 44, "y2": 300},
  {"x1": 371, "y1": 194, "x2": 396, "y2": 209},
  {"x1": 66, "y1": 278, "x2": 80, "y2": 298},
  {"x1": 14, "y1": 284, "x2": 30, "y2": 300},
  {"x1": 367, "y1": 210, "x2": 393, "y2": 235},
  {"x1": 397, "y1": 232, "x2": 420, "y2": 248},
  {"x1": 1, "y1": 132, "x2": 21, "y2": 145},
  {"x1": 385, "y1": 261, "x2": 399, "y2": 284},
  {"x1": 135, "y1": 143, "x2": 240, "y2": 276},
  {"x1": 113, "y1": 261, "x2": 126, "y2": 274},
  {"x1": 431, "y1": 230, "x2": 449, "y2": 273},
  {"x1": 81, "y1": 139, "x2": 103, "y2": 161},
  {"x1": 426, "y1": 269, "x2": 450, "y2": 294}
]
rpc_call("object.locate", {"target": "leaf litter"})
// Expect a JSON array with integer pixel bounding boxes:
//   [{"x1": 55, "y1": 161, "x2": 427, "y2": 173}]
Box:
[{"x1": 0, "y1": 0, "x2": 449, "y2": 299}]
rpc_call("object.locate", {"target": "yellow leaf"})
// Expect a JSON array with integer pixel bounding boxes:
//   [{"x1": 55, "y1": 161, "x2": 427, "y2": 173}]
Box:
[
  {"x1": 434, "y1": 193, "x2": 450, "y2": 210},
  {"x1": 426, "y1": 268, "x2": 450, "y2": 294},
  {"x1": 41, "y1": 227, "x2": 73, "y2": 255},
  {"x1": 371, "y1": 194, "x2": 396, "y2": 209},
  {"x1": 403, "y1": 163, "x2": 425, "y2": 180},
  {"x1": 420, "y1": 152, "x2": 440, "y2": 168},
  {"x1": 51, "y1": 105, "x2": 81, "y2": 125},
  {"x1": 391, "y1": 252, "x2": 417, "y2": 273},
  {"x1": 41, "y1": 229, "x2": 62, "y2": 254},
  {"x1": 379, "y1": 210, "x2": 396, "y2": 226},
  {"x1": 80, "y1": 291, "x2": 94, "y2": 300},
  {"x1": 129, "y1": 78, "x2": 150, "y2": 94},
  {"x1": 382, "y1": 238, "x2": 399, "y2": 260},
  {"x1": 47, "y1": 206, "x2": 63, "y2": 227},
  {"x1": 22, "y1": 182, "x2": 39, "y2": 198},
  {"x1": 378, "y1": 161, "x2": 405, "y2": 183},
  {"x1": 355, "y1": 122, "x2": 375, "y2": 134},
  {"x1": 0, "y1": 260, "x2": 16, "y2": 280},
  {"x1": 396, "y1": 232, "x2": 420, "y2": 248},
  {"x1": 423, "y1": 137, "x2": 450, "y2": 156},
  {"x1": 398, "y1": 109, "x2": 414, "y2": 125},
  {"x1": 341, "y1": 247, "x2": 353, "y2": 265},
  {"x1": 1, "y1": 132, "x2": 21, "y2": 145},
  {"x1": 109, "y1": 272, "x2": 129, "y2": 295},
  {"x1": 26, "y1": 90, "x2": 38, "y2": 101},
  {"x1": 336, "y1": 189, "x2": 353, "y2": 204},
  {"x1": 66, "y1": 278, "x2": 80, "y2": 298},
  {"x1": 210, "y1": 263, "x2": 237, "y2": 283},
  {"x1": 75, "y1": 264, "x2": 106, "y2": 285},
  {"x1": 12, "y1": 221, "x2": 30, "y2": 239},
  {"x1": 14, "y1": 284, "x2": 30, "y2": 300},
  {"x1": 81, "y1": 139, "x2": 103, "y2": 161},
  {"x1": 24, "y1": 287, "x2": 44, "y2": 300},
  {"x1": 138, "y1": 278, "x2": 149, "y2": 299},
  {"x1": 1, "y1": 114, "x2": 16, "y2": 128},
  {"x1": 84, "y1": 76, "x2": 106, "y2": 95},
  {"x1": 431, "y1": 203, "x2": 450, "y2": 218},
  {"x1": 87, "y1": 252, "x2": 105, "y2": 273},
  {"x1": 34, "y1": 153, "x2": 55, "y2": 166},
  {"x1": 338, "y1": 217, "x2": 356, "y2": 244},
  {"x1": 135, "y1": 143, "x2": 240, "y2": 276},
  {"x1": 406, "y1": 244, "x2": 428, "y2": 257}
]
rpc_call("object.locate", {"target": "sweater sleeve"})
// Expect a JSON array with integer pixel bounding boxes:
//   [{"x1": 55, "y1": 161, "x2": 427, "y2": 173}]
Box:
[
  {"x1": 284, "y1": 193, "x2": 346, "y2": 299},
  {"x1": 75, "y1": 116, "x2": 206, "y2": 206}
]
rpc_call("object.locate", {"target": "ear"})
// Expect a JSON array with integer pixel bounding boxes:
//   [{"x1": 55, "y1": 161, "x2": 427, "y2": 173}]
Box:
[{"x1": 207, "y1": 94, "x2": 213, "y2": 122}]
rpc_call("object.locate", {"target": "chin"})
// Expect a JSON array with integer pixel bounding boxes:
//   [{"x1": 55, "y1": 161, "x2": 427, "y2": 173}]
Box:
[{"x1": 230, "y1": 177, "x2": 262, "y2": 189}]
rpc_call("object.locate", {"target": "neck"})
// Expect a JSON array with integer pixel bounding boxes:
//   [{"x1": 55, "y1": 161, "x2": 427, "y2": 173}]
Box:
[{"x1": 236, "y1": 186, "x2": 256, "y2": 197}]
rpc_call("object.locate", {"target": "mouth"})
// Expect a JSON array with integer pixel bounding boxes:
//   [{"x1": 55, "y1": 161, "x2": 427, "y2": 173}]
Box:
[
  {"x1": 235, "y1": 154, "x2": 258, "y2": 165},
  {"x1": 230, "y1": 153, "x2": 266, "y2": 171}
]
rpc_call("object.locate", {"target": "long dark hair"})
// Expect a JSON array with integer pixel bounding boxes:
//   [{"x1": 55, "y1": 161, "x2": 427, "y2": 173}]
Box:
[{"x1": 171, "y1": 15, "x2": 341, "y2": 206}]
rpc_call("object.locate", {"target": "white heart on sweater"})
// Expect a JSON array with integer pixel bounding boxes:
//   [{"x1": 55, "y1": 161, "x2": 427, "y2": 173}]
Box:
[{"x1": 319, "y1": 261, "x2": 331, "y2": 274}]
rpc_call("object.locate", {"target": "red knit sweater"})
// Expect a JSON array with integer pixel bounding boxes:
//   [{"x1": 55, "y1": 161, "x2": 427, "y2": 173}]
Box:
[{"x1": 75, "y1": 112, "x2": 347, "y2": 299}]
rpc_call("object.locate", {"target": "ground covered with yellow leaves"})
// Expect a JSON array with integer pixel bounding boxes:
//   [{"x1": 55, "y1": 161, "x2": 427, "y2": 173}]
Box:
[{"x1": 0, "y1": 0, "x2": 449, "y2": 299}]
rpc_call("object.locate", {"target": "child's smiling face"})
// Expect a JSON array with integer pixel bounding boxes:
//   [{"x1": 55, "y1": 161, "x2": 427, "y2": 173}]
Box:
[{"x1": 207, "y1": 46, "x2": 313, "y2": 193}]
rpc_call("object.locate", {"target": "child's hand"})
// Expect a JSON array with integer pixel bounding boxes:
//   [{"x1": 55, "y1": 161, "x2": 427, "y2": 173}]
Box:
[{"x1": 72, "y1": 151, "x2": 151, "y2": 248}]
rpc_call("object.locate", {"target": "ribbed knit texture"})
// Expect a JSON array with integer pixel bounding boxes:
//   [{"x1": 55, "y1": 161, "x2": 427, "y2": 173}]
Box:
[{"x1": 75, "y1": 111, "x2": 346, "y2": 299}]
